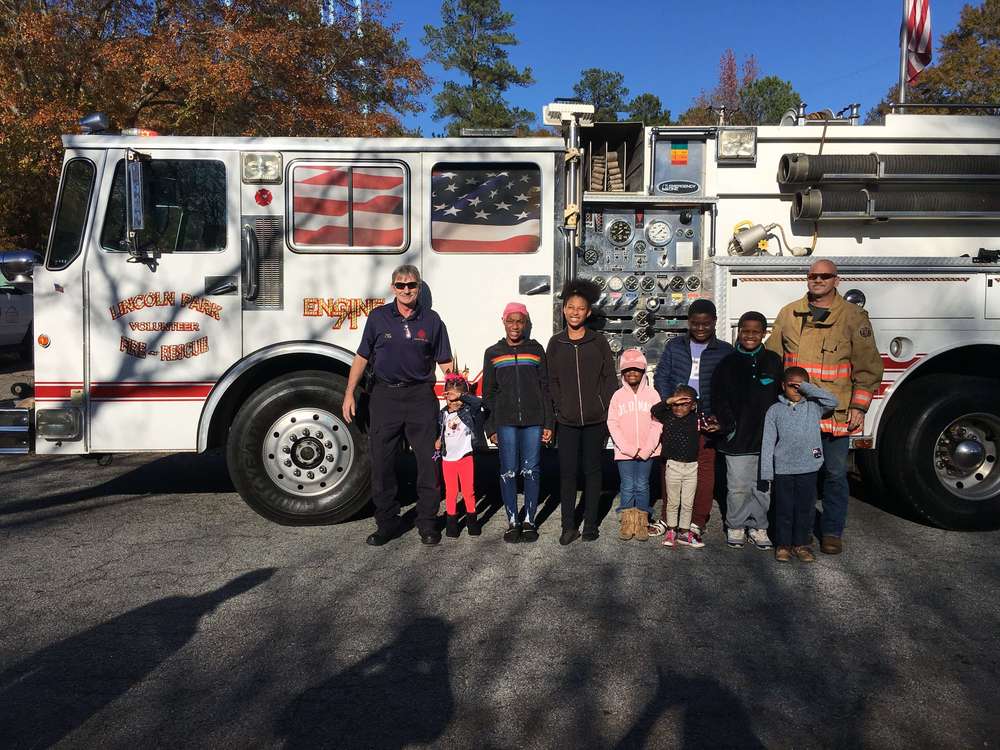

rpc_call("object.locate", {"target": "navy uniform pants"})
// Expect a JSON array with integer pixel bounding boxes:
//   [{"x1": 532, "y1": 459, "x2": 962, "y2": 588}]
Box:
[{"x1": 368, "y1": 382, "x2": 440, "y2": 536}]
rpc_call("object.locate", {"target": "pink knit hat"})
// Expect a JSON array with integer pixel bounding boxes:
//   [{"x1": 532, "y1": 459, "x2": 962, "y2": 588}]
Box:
[
  {"x1": 502, "y1": 302, "x2": 530, "y2": 321},
  {"x1": 619, "y1": 348, "x2": 647, "y2": 372}
]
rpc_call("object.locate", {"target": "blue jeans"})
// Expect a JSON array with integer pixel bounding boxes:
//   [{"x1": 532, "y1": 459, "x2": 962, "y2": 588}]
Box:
[
  {"x1": 497, "y1": 425, "x2": 542, "y2": 525},
  {"x1": 820, "y1": 434, "x2": 851, "y2": 537},
  {"x1": 616, "y1": 459, "x2": 653, "y2": 514}
]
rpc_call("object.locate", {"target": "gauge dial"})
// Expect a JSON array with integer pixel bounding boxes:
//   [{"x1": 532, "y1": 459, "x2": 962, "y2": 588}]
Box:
[
  {"x1": 633, "y1": 310, "x2": 651, "y2": 327},
  {"x1": 669, "y1": 275, "x2": 686, "y2": 291},
  {"x1": 633, "y1": 240, "x2": 647, "y2": 253},
  {"x1": 640, "y1": 276, "x2": 656, "y2": 292},
  {"x1": 608, "y1": 220, "x2": 633, "y2": 246},
  {"x1": 592, "y1": 275, "x2": 607, "y2": 290},
  {"x1": 583, "y1": 248, "x2": 599, "y2": 265},
  {"x1": 686, "y1": 276, "x2": 702, "y2": 290},
  {"x1": 634, "y1": 328, "x2": 651, "y2": 344},
  {"x1": 646, "y1": 220, "x2": 672, "y2": 247},
  {"x1": 607, "y1": 276, "x2": 624, "y2": 292},
  {"x1": 623, "y1": 275, "x2": 640, "y2": 292},
  {"x1": 609, "y1": 336, "x2": 624, "y2": 354}
]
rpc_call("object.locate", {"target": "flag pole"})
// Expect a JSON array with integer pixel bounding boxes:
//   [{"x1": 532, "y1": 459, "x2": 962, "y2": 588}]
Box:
[{"x1": 899, "y1": 0, "x2": 909, "y2": 110}]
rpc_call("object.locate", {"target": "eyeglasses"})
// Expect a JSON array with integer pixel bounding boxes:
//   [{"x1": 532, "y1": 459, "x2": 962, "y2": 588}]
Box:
[
  {"x1": 393, "y1": 281, "x2": 419, "y2": 290},
  {"x1": 807, "y1": 273, "x2": 837, "y2": 281}
]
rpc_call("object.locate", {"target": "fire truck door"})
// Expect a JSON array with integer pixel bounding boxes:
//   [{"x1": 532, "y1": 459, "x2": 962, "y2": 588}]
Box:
[
  {"x1": 420, "y1": 154, "x2": 556, "y2": 386},
  {"x1": 85, "y1": 149, "x2": 242, "y2": 451}
]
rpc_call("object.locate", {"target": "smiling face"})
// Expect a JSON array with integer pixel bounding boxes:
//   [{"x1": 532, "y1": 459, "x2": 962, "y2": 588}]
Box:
[
  {"x1": 738, "y1": 319, "x2": 766, "y2": 351},
  {"x1": 563, "y1": 294, "x2": 592, "y2": 329},
  {"x1": 622, "y1": 368, "x2": 644, "y2": 388},
  {"x1": 503, "y1": 312, "x2": 527, "y2": 344},
  {"x1": 391, "y1": 272, "x2": 420, "y2": 309},
  {"x1": 688, "y1": 312, "x2": 716, "y2": 343},
  {"x1": 806, "y1": 260, "x2": 839, "y2": 304}
]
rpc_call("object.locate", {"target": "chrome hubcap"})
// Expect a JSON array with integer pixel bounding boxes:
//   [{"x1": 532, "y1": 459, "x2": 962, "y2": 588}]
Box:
[
  {"x1": 263, "y1": 408, "x2": 353, "y2": 496},
  {"x1": 933, "y1": 413, "x2": 1000, "y2": 501}
]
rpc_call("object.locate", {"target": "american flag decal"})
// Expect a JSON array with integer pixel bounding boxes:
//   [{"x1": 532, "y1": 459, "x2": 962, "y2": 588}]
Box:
[
  {"x1": 292, "y1": 164, "x2": 405, "y2": 248},
  {"x1": 431, "y1": 166, "x2": 541, "y2": 253}
]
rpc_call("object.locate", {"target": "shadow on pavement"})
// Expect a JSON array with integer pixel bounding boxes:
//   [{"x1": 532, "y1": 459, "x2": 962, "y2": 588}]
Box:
[
  {"x1": 0, "y1": 568, "x2": 275, "y2": 749},
  {"x1": 277, "y1": 616, "x2": 454, "y2": 749}
]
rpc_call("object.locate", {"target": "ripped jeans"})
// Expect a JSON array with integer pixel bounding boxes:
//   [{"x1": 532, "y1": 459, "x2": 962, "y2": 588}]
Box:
[{"x1": 496, "y1": 425, "x2": 543, "y2": 525}]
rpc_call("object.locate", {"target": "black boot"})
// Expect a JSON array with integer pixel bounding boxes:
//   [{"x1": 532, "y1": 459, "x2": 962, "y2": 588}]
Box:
[
  {"x1": 466, "y1": 510, "x2": 482, "y2": 536},
  {"x1": 445, "y1": 514, "x2": 460, "y2": 538}
]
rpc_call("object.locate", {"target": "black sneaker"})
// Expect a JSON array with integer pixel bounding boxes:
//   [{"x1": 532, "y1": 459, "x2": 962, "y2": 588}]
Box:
[
  {"x1": 466, "y1": 513, "x2": 482, "y2": 536},
  {"x1": 559, "y1": 528, "x2": 580, "y2": 546},
  {"x1": 445, "y1": 515, "x2": 460, "y2": 538},
  {"x1": 582, "y1": 529, "x2": 600, "y2": 542},
  {"x1": 503, "y1": 523, "x2": 522, "y2": 543},
  {"x1": 520, "y1": 522, "x2": 539, "y2": 543}
]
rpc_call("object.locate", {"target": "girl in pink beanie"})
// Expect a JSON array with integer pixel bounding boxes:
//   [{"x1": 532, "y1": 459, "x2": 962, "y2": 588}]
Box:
[{"x1": 607, "y1": 348, "x2": 662, "y2": 541}]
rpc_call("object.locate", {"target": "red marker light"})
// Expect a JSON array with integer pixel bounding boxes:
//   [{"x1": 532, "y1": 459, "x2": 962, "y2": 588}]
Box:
[
  {"x1": 120, "y1": 128, "x2": 160, "y2": 137},
  {"x1": 255, "y1": 188, "x2": 273, "y2": 206}
]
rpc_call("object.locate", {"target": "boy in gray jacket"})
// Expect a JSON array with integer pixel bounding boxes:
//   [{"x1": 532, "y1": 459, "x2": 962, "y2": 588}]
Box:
[{"x1": 759, "y1": 367, "x2": 838, "y2": 562}]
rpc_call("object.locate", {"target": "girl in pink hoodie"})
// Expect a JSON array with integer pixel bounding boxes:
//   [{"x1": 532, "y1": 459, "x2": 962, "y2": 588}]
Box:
[{"x1": 607, "y1": 349, "x2": 663, "y2": 541}]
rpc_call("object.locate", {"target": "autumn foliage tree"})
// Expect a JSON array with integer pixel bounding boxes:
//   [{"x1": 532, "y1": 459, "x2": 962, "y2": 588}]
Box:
[
  {"x1": 677, "y1": 49, "x2": 759, "y2": 125},
  {"x1": 0, "y1": 0, "x2": 429, "y2": 250}
]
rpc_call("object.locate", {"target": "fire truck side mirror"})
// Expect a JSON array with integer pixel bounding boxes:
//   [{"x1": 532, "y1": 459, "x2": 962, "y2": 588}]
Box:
[{"x1": 125, "y1": 149, "x2": 151, "y2": 256}]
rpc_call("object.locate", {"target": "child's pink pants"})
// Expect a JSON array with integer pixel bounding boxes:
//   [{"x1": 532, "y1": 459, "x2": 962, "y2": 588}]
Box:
[{"x1": 442, "y1": 455, "x2": 476, "y2": 515}]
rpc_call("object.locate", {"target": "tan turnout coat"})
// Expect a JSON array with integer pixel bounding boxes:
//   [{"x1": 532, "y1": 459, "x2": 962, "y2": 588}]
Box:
[{"x1": 765, "y1": 291, "x2": 884, "y2": 436}]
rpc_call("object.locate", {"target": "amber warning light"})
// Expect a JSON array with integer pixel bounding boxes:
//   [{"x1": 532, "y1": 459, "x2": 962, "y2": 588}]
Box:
[{"x1": 37, "y1": 334, "x2": 51, "y2": 348}]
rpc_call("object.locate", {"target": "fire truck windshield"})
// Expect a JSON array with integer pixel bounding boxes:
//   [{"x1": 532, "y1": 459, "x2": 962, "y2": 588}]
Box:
[{"x1": 46, "y1": 158, "x2": 96, "y2": 271}]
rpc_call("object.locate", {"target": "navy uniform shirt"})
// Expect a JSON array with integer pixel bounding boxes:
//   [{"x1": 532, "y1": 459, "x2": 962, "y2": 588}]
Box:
[{"x1": 358, "y1": 301, "x2": 452, "y2": 385}]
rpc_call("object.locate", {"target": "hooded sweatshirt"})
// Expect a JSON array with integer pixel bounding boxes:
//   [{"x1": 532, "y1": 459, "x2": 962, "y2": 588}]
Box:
[
  {"x1": 607, "y1": 378, "x2": 663, "y2": 460},
  {"x1": 759, "y1": 382, "x2": 838, "y2": 480},
  {"x1": 546, "y1": 327, "x2": 618, "y2": 427}
]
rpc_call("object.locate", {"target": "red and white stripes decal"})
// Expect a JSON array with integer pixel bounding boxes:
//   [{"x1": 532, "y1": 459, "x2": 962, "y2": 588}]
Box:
[
  {"x1": 35, "y1": 381, "x2": 215, "y2": 402},
  {"x1": 873, "y1": 353, "x2": 926, "y2": 399}
]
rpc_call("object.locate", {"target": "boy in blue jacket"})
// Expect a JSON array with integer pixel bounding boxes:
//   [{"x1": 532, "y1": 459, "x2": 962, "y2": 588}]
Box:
[
  {"x1": 759, "y1": 367, "x2": 838, "y2": 562},
  {"x1": 652, "y1": 299, "x2": 733, "y2": 542}
]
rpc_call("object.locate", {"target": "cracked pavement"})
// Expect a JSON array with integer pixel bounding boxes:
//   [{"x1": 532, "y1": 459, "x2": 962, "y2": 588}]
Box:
[{"x1": 1, "y1": 447, "x2": 999, "y2": 748}]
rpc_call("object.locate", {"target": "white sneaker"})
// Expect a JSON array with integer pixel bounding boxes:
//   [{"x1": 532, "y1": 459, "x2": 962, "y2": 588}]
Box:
[
  {"x1": 748, "y1": 528, "x2": 773, "y2": 550},
  {"x1": 648, "y1": 519, "x2": 668, "y2": 537},
  {"x1": 726, "y1": 527, "x2": 746, "y2": 548}
]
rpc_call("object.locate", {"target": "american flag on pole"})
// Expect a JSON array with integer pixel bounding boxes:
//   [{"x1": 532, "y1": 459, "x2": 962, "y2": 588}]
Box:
[
  {"x1": 905, "y1": 0, "x2": 932, "y2": 83},
  {"x1": 292, "y1": 165, "x2": 405, "y2": 247},
  {"x1": 431, "y1": 167, "x2": 541, "y2": 253}
]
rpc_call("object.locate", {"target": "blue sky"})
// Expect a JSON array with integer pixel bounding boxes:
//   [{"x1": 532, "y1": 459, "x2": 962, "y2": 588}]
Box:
[{"x1": 386, "y1": 0, "x2": 968, "y2": 134}]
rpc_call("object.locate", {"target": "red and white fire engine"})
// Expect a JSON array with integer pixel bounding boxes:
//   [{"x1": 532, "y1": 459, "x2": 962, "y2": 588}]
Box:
[{"x1": 5, "y1": 101, "x2": 1000, "y2": 530}]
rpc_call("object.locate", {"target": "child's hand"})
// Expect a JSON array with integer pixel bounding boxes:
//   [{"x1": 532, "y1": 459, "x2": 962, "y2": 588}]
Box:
[
  {"x1": 542, "y1": 428, "x2": 553, "y2": 444},
  {"x1": 434, "y1": 439, "x2": 441, "y2": 451}
]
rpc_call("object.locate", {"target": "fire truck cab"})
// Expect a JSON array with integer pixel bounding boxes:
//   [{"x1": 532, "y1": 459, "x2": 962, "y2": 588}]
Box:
[{"x1": 6, "y1": 102, "x2": 1000, "y2": 531}]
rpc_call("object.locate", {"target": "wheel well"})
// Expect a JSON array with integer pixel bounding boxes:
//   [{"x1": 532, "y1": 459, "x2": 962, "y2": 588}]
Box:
[
  {"x1": 902, "y1": 344, "x2": 1000, "y2": 385},
  {"x1": 206, "y1": 353, "x2": 350, "y2": 450}
]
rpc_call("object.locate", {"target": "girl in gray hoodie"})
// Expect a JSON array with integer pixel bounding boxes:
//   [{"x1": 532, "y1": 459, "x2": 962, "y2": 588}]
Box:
[{"x1": 759, "y1": 367, "x2": 838, "y2": 562}]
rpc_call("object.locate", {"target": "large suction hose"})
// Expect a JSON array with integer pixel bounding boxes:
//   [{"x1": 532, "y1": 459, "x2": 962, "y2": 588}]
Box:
[{"x1": 779, "y1": 153, "x2": 1000, "y2": 185}]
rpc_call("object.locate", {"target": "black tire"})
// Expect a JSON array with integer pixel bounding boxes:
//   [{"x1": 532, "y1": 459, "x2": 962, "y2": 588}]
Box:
[
  {"x1": 226, "y1": 370, "x2": 370, "y2": 525},
  {"x1": 878, "y1": 374, "x2": 1000, "y2": 530}
]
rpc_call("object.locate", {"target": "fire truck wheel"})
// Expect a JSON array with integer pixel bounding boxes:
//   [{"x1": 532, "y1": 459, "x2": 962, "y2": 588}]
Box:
[
  {"x1": 226, "y1": 371, "x2": 370, "y2": 525},
  {"x1": 880, "y1": 375, "x2": 1000, "y2": 530}
]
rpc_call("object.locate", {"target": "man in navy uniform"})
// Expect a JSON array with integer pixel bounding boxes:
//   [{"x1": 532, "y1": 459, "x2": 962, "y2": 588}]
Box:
[{"x1": 343, "y1": 265, "x2": 453, "y2": 546}]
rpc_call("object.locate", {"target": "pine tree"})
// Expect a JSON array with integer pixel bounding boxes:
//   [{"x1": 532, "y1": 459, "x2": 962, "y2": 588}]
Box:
[
  {"x1": 422, "y1": 0, "x2": 535, "y2": 136},
  {"x1": 572, "y1": 68, "x2": 629, "y2": 122}
]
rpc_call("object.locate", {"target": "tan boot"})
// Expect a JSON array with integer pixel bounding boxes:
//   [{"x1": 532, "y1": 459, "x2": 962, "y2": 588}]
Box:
[
  {"x1": 633, "y1": 510, "x2": 649, "y2": 541},
  {"x1": 619, "y1": 508, "x2": 636, "y2": 540}
]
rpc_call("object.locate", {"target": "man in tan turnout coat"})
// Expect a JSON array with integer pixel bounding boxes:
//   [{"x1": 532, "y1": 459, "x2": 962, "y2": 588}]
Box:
[{"x1": 765, "y1": 259, "x2": 883, "y2": 555}]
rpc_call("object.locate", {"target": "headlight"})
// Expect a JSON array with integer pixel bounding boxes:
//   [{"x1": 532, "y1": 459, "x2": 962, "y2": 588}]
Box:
[
  {"x1": 717, "y1": 128, "x2": 757, "y2": 163},
  {"x1": 241, "y1": 152, "x2": 283, "y2": 184}
]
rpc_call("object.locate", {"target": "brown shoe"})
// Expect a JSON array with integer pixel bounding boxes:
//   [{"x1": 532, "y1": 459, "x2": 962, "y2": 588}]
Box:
[
  {"x1": 775, "y1": 545, "x2": 792, "y2": 562},
  {"x1": 793, "y1": 545, "x2": 816, "y2": 563},
  {"x1": 634, "y1": 510, "x2": 650, "y2": 541},
  {"x1": 619, "y1": 508, "x2": 636, "y2": 541},
  {"x1": 820, "y1": 535, "x2": 843, "y2": 555}
]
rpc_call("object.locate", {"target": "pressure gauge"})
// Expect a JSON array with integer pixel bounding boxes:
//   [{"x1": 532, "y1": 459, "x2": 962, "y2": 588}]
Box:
[
  {"x1": 646, "y1": 219, "x2": 672, "y2": 247},
  {"x1": 640, "y1": 276, "x2": 656, "y2": 292},
  {"x1": 633, "y1": 240, "x2": 647, "y2": 253},
  {"x1": 686, "y1": 276, "x2": 701, "y2": 290},
  {"x1": 609, "y1": 336, "x2": 624, "y2": 354},
  {"x1": 669, "y1": 275, "x2": 685, "y2": 291},
  {"x1": 634, "y1": 328, "x2": 651, "y2": 344},
  {"x1": 607, "y1": 276, "x2": 624, "y2": 292},
  {"x1": 607, "y1": 219, "x2": 633, "y2": 246},
  {"x1": 633, "y1": 310, "x2": 651, "y2": 328},
  {"x1": 623, "y1": 275, "x2": 640, "y2": 292},
  {"x1": 592, "y1": 275, "x2": 607, "y2": 290},
  {"x1": 583, "y1": 248, "x2": 599, "y2": 265}
]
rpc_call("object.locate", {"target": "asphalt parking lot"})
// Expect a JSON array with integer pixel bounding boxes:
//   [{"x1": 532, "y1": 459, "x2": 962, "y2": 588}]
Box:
[{"x1": 1, "y1": 351, "x2": 999, "y2": 748}]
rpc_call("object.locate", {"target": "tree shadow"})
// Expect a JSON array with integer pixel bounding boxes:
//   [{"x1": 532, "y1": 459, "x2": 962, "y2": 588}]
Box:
[
  {"x1": 0, "y1": 568, "x2": 276, "y2": 749},
  {"x1": 614, "y1": 666, "x2": 764, "y2": 750},
  {"x1": 277, "y1": 616, "x2": 454, "y2": 749}
]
